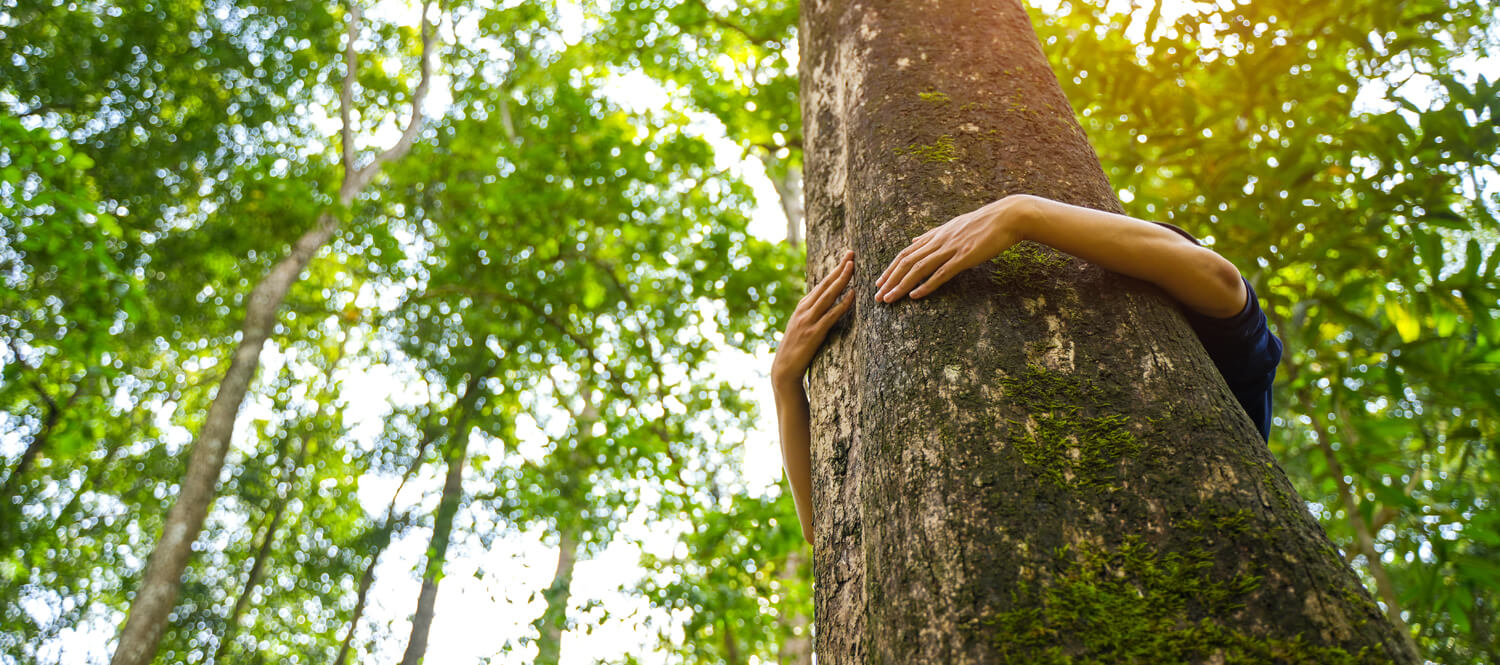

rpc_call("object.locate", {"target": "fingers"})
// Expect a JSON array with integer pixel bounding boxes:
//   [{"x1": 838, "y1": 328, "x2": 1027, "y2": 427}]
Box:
[
  {"x1": 882, "y1": 247, "x2": 955, "y2": 302},
  {"x1": 877, "y1": 239, "x2": 942, "y2": 301},
  {"x1": 877, "y1": 235, "x2": 932, "y2": 289},
  {"x1": 809, "y1": 254, "x2": 854, "y2": 315},
  {"x1": 910, "y1": 255, "x2": 968, "y2": 299},
  {"x1": 802, "y1": 250, "x2": 854, "y2": 307},
  {"x1": 813, "y1": 287, "x2": 856, "y2": 332}
]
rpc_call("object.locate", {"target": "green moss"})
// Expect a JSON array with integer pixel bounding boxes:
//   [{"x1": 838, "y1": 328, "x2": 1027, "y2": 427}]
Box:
[
  {"x1": 895, "y1": 134, "x2": 958, "y2": 163},
  {"x1": 982, "y1": 532, "x2": 1390, "y2": 665},
  {"x1": 918, "y1": 90, "x2": 952, "y2": 104},
  {"x1": 990, "y1": 241, "x2": 1069, "y2": 284},
  {"x1": 999, "y1": 364, "x2": 1141, "y2": 492}
]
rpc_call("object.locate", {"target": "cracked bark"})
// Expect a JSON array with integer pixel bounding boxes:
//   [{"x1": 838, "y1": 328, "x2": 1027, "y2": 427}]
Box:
[{"x1": 798, "y1": 0, "x2": 1418, "y2": 662}]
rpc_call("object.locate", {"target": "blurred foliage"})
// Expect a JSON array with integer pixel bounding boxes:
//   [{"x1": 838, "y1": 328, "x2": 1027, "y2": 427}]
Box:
[{"x1": 0, "y1": 0, "x2": 1496, "y2": 663}]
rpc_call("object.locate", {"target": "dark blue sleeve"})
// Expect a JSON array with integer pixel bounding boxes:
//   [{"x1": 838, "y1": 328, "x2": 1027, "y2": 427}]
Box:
[{"x1": 1179, "y1": 275, "x2": 1284, "y2": 442}]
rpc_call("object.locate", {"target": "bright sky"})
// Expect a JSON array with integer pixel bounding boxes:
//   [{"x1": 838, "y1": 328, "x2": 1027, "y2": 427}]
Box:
[{"x1": 25, "y1": 0, "x2": 1500, "y2": 662}]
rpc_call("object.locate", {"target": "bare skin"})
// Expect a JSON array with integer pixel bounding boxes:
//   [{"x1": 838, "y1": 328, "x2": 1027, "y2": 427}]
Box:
[{"x1": 772, "y1": 194, "x2": 1248, "y2": 544}]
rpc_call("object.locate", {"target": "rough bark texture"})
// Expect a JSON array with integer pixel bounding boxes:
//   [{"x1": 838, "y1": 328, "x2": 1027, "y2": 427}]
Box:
[
  {"x1": 797, "y1": 1, "x2": 1418, "y2": 663},
  {"x1": 533, "y1": 527, "x2": 580, "y2": 665}
]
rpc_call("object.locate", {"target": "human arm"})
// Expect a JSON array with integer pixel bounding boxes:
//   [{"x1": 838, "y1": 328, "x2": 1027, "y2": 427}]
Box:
[
  {"x1": 771, "y1": 250, "x2": 856, "y2": 545},
  {"x1": 875, "y1": 194, "x2": 1247, "y2": 318}
]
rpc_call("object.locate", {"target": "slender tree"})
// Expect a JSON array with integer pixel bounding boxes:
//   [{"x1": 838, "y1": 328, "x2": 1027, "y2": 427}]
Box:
[
  {"x1": 398, "y1": 368, "x2": 492, "y2": 665},
  {"x1": 109, "y1": 3, "x2": 440, "y2": 664},
  {"x1": 799, "y1": 0, "x2": 1418, "y2": 662}
]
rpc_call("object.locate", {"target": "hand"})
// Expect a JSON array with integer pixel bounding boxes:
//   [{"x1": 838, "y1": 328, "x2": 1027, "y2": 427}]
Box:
[
  {"x1": 875, "y1": 196, "x2": 1031, "y2": 303},
  {"x1": 771, "y1": 250, "x2": 856, "y2": 389}
]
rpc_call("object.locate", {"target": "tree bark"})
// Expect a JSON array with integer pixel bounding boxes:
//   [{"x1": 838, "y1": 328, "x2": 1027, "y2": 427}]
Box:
[
  {"x1": 797, "y1": 1, "x2": 1418, "y2": 663},
  {"x1": 108, "y1": 4, "x2": 437, "y2": 665},
  {"x1": 532, "y1": 526, "x2": 580, "y2": 665}
]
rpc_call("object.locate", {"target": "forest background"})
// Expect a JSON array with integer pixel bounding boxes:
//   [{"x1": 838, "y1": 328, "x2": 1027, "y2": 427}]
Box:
[{"x1": 1, "y1": 0, "x2": 1497, "y2": 663}]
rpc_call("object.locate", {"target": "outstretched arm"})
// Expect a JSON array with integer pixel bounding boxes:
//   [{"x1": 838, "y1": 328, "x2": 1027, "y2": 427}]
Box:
[
  {"x1": 771, "y1": 250, "x2": 856, "y2": 545},
  {"x1": 875, "y1": 194, "x2": 1247, "y2": 318}
]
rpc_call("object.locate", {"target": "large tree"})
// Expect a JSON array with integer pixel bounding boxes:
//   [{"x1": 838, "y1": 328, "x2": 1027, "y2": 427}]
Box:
[{"x1": 799, "y1": 0, "x2": 1419, "y2": 662}]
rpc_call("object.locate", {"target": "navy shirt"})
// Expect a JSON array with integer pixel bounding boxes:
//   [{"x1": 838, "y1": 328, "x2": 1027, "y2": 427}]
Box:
[{"x1": 1153, "y1": 223, "x2": 1284, "y2": 441}]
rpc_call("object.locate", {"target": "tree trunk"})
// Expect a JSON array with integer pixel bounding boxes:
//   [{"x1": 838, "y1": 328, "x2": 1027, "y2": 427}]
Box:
[
  {"x1": 207, "y1": 498, "x2": 288, "y2": 665},
  {"x1": 1, "y1": 372, "x2": 89, "y2": 501},
  {"x1": 797, "y1": 1, "x2": 1418, "y2": 663},
  {"x1": 336, "y1": 416, "x2": 444, "y2": 665},
  {"x1": 532, "y1": 526, "x2": 580, "y2": 665},
  {"x1": 108, "y1": 212, "x2": 340, "y2": 665},
  {"x1": 398, "y1": 371, "x2": 487, "y2": 665},
  {"x1": 776, "y1": 549, "x2": 812, "y2": 665},
  {"x1": 758, "y1": 153, "x2": 805, "y2": 246},
  {"x1": 109, "y1": 4, "x2": 436, "y2": 664}
]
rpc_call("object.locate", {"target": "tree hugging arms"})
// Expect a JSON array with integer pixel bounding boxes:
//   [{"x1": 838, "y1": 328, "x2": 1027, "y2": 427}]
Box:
[{"x1": 771, "y1": 194, "x2": 1252, "y2": 544}]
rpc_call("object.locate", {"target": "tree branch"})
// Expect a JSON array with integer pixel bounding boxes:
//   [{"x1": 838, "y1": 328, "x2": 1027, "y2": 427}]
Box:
[
  {"x1": 340, "y1": 1, "x2": 360, "y2": 181},
  {"x1": 348, "y1": 0, "x2": 438, "y2": 197}
]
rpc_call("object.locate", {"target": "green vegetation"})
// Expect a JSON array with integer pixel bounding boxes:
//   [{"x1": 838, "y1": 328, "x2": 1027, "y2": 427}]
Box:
[
  {"x1": 1000, "y1": 364, "x2": 1142, "y2": 491},
  {"x1": 991, "y1": 241, "x2": 1072, "y2": 284},
  {"x1": 984, "y1": 532, "x2": 1390, "y2": 665},
  {"x1": 896, "y1": 134, "x2": 959, "y2": 163},
  {"x1": 919, "y1": 90, "x2": 953, "y2": 104}
]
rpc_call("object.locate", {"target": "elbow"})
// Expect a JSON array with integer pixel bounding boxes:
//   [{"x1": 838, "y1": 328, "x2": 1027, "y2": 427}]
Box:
[{"x1": 1208, "y1": 253, "x2": 1247, "y2": 317}]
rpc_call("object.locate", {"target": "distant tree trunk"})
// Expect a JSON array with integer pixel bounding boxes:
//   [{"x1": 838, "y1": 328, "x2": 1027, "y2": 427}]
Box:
[
  {"x1": 108, "y1": 5, "x2": 436, "y2": 665},
  {"x1": 336, "y1": 418, "x2": 443, "y2": 665},
  {"x1": 398, "y1": 370, "x2": 487, "y2": 665},
  {"x1": 1, "y1": 372, "x2": 88, "y2": 501},
  {"x1": 1307, "y1": 392, "x2": 1413, "y2": 641},
  {"x1": 532, "y1": 527, "x2": 580, "y2": 665},
  {"x1": 722, "y1": 615, "x2": 745, "y2": 665},
  {"x1": 797, "y1": 1, "x2": 1417, "y2": 663},
  {"x1": 207, "y1": 496, "x2": 288, "y2": 665},
  {"x1": 758, "y1": 153, "x2": 805, "y2": 246},
  {"x1": 776, "y1": 549, "x2": 812, "y2": 665}
]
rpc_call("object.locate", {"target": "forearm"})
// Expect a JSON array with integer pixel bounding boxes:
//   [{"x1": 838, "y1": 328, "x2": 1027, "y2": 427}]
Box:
[
  {"x1": 772, "y1": 374, "x2": 816, "y2": 545},
  {"x1": 1008, "y1": 195, "x2": 1245, "y2": 318}
]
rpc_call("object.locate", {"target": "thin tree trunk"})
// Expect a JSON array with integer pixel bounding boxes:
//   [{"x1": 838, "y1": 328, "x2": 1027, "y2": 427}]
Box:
[
  {"x1": 721, "y1": 615, "x2": 745, "y2": 665},
  {"x1": 108, "y1": 4, "x2": 437, "y2": 664},
  {"x1": 1307, "y1": 394, "x2": 1415, "y2": 645},
  {"x1": 757, "y1": 153, "x2": 805, "y2": 246},
  {"x1": 2, "y1": 373, "x2": 89, "y2": 500},
  {"x1": 334, "y1": 541, "x2": 381, "y2": 665},
  {"x1": 335, "y1": 416, "x2": 445, "y2": 665},
  {"x1": 207, "y1": 500, "x2": 288, "y2": 664},
  {"x1": 798, "y1": 1, "x2": 1417, "y2": 663},
  {"x1": 532, "y1": 527, "x2": 580, "y2": 665},
  {"x1": 776, "y1": 549, "x2": 812, "y2": 665},
  {"x1": 398, "y1": 370, "x2": 487, "y2": 665}
]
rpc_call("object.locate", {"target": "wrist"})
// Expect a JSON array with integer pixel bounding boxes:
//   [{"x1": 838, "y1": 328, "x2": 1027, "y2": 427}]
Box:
[
  {"x1": 989, "y1": 193, "x2": 1041, "y2": 242},
  {"x1": 771, "y1": 367, "x2": 806, "y2": 396}
]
